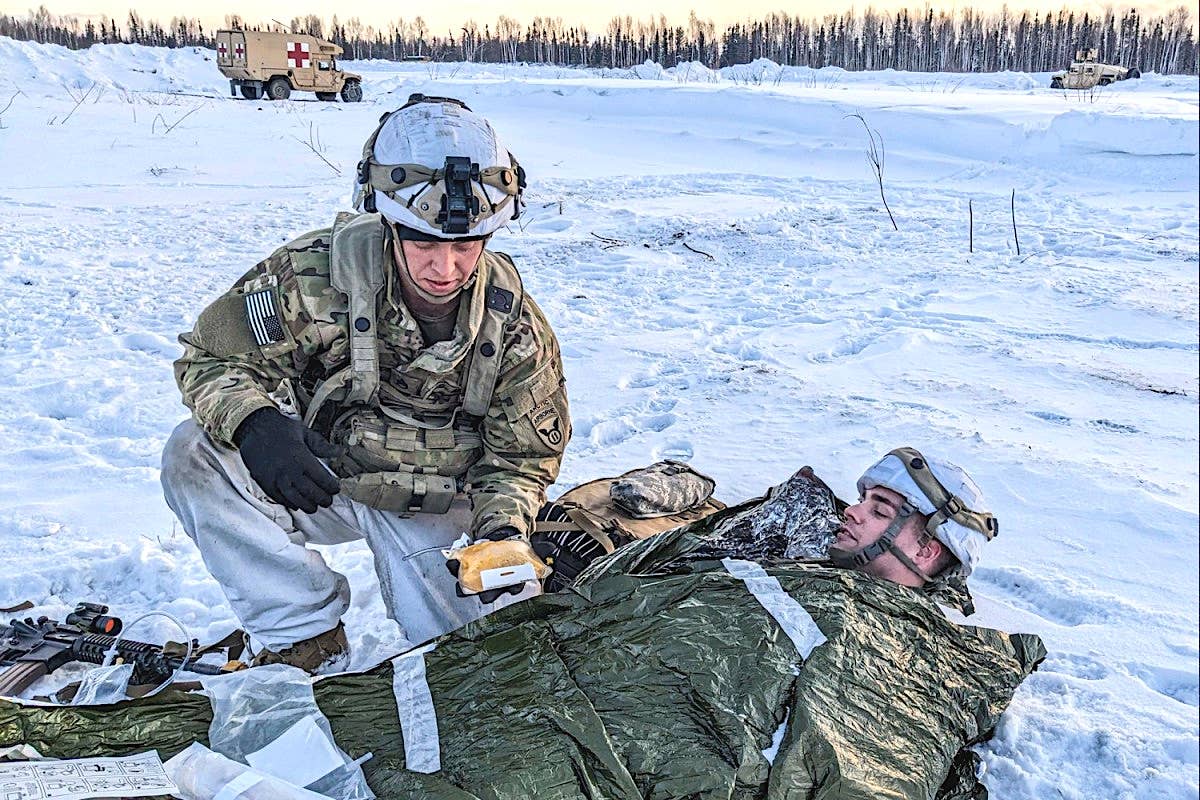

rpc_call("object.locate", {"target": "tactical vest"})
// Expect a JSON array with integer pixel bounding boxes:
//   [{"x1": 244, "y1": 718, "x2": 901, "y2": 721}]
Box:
[{"x1": 302, "y1": 212, "x2": 524, "y2": 514}]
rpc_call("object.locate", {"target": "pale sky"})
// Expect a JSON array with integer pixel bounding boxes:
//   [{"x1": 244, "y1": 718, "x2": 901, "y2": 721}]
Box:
[{"x1": 5, "y1": 0, "x2": 1181, "y2": 37}]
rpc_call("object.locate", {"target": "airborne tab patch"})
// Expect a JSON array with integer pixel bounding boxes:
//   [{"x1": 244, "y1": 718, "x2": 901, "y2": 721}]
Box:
[
  {"x1": 531, "y1": 402, "x2": 565, "y2": 451},
  {"x1": 244, "y1": 288, "x2": 286, "y2": 346}
]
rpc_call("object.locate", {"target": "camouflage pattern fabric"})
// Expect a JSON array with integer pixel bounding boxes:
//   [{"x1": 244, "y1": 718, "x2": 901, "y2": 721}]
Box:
[
  {"x1": 608, "y1": 460, "x2": 716, "y2": 518},
  {"x1": 688, "y1": 466, "x2": 843, "y2": 562},
  {"x1": 174, "y1": 213, "x2": 570, "y2": 538}
]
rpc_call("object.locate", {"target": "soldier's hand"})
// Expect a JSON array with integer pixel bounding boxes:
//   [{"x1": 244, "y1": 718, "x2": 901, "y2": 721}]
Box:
[
  {"x1": 446, "y1": 528, "x2": 538, "y2": 603},
  {"x1": 530, "y1": 529, "x2": 606, "y2": 593},
  {"x1": 234, "y1": 407, "x2": 342, "y2": 514}
]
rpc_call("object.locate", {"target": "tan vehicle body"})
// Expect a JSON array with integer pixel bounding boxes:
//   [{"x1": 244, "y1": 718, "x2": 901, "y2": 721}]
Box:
[
  {"x1": 215, "y1": 30, "x2": 363, "y2": 102},
  {"x1": 1050, "y1": 49, "x2": 1141, "y2": 89}
]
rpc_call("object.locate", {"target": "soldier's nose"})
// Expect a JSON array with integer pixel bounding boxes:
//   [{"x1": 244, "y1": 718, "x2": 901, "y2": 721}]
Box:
[{"x1": 432, "y1": 250, "x2": 456, "y2": 276}]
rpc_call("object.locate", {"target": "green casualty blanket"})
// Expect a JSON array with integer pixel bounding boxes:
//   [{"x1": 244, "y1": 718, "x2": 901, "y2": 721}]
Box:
[{"x1": 0, "y1": 531, "x2": 1044, "y2": 799}]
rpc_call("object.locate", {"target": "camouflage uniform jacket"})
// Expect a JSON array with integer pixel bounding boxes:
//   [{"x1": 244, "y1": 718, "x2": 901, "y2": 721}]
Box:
[{"x1": 174, "y1": 214, "x2": 570, "y2": 538}]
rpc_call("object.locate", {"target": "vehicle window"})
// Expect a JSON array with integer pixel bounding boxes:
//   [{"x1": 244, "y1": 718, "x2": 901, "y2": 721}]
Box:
[{"x1": 319, "y1": 61, "x2": 330, "y2": 70}]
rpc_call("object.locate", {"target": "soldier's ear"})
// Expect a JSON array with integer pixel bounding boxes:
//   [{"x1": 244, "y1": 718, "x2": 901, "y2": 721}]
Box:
[{"x1": 914, "y1": 536, "x2": 944, "y2": 568}]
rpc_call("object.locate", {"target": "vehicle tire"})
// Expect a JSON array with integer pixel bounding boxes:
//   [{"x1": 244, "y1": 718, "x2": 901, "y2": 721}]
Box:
[
  {"x1": 340, "y1": 81, "x2": 363, "y2": 103},
  {"x1": 1050, "y1": 77, "x2": 1063, "y2": 89},
  {"x1": 316, "y1": 92, "x2": 337, "y2": 101},
  {"x1": 1127, "y1": 68, "x2": 1141, "y2": 80},
  {"x1": 266, "y1": 77, "x2": 291, "y2": 101},
  {"x1": 1099, "y1": 77, "x2": 1112, "y2": 86},
  {"x1": 240, "y1": 84, "x2": 263, "y2": 100}
]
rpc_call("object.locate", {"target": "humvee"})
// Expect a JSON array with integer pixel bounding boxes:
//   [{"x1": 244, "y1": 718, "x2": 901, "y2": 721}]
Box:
[
  {"x1": 1050, "y1": 49, "x2": 1141, "y2": 89},
  {"x1": 216, "y1": 29, "x2": 363, "y2": 102}
]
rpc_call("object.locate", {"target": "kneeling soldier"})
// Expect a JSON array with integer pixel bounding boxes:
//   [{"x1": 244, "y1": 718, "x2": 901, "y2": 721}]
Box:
[{"x1": 161, "y1": 95, "x2": 570, "y2": 672}]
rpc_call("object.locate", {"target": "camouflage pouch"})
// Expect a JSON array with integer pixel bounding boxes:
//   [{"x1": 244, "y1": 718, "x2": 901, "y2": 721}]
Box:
[
  {"x1": 340, "y1": 470, "x2": 457, "y2": 514},
  {"x1": 691, "y1": 466, "x2": 843, "y2": 562},
  {"x1": 332, "y1": 409, "x2": 483, "y2": 478},
  {"x1": 533, "y1": 463, "x2": 726, "y2": 554},
  {"x1": 609, "y1": 461, "x2": 717, "y2": 519}
]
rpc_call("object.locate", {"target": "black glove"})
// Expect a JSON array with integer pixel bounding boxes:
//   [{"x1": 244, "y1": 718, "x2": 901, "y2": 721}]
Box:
[
  {"x1": 234, "y1": 407, "x2": 342, "y2": 514},
  {"x1": 530, "y1": 529, "x2": 608, "y2": 593},
  {"x1": 445, "y1": 527, "x2": 526, "y2": 603}
]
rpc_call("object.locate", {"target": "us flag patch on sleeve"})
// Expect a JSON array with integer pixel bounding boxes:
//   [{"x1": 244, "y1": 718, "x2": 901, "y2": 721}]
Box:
[{"x1": 244, "y1": 288, "x2": 286, "y2": 346}]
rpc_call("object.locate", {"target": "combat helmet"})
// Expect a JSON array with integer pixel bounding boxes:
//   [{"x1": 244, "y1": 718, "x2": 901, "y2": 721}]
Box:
[
  {"x1": 352, "y1": 93, "x2": 525, "y2": 240},
  {"x1": 832, "y1": 447, "x2": 998, "y2": 582}
]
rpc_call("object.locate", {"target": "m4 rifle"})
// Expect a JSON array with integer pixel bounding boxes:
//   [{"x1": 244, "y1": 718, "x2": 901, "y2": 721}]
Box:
[{"x1": 1, "y1": 601, "x2": 237, "y2": 698}]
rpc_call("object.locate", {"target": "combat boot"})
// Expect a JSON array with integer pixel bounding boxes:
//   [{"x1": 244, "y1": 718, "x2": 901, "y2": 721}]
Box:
[{"x1": 251, "y1": 623, "x2": 350, "y2": 674}]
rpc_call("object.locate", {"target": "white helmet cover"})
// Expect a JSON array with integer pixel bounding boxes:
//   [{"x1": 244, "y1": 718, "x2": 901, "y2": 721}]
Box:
[
  {"x1": 353, "y1": 96, "x2": 524, "y2": 238},
  {"x1": 857, "y1": 448, "x2": 996, "y2": 576}
]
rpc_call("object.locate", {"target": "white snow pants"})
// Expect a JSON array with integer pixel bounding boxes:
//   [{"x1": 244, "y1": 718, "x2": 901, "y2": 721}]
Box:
[{"x1": 160, "y1": 419, "x2": 532, "y2": 651}]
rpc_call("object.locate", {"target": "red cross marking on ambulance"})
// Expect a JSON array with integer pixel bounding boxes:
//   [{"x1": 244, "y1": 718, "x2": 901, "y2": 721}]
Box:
[
  {"x1": 286, "y1": 42, "x2": 311, "y2": 68},
  {"x1": 217, "y1": 42, "x2": 227, "y2": 57},
  {"x1": 235, "y1": 43, "x2": 244, "y2": 58}
]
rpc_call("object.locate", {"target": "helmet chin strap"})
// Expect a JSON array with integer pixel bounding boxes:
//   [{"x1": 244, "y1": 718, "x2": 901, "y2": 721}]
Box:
[{"x1": 827, "y1": 504, "x2": 935, "y2": 585}]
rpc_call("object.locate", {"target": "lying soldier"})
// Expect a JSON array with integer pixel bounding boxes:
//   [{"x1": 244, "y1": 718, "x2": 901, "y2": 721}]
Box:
[
  {"x1": 532, "y1": 446, "x2": 998, "y2": 615},
  {"x1": 0, "y1": 448, "x2": 1042, "y2": 800}
]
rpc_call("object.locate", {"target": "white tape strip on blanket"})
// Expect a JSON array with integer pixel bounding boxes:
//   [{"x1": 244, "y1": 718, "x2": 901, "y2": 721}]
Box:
[
  {"x1": 391, "y1": 642, "x2": 441, "y2": 774},
  {"x1": 722, "y1": 558, "x2": 827, "y2": 660}
]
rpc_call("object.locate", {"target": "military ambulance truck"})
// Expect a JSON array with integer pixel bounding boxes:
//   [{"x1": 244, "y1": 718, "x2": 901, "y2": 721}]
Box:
[
  {"x1": 1050, "y1": 49, "x2": 1141, "y2": 89},
  {"x1": 216, "y1": 29, "x2": 363, "y2": 102}
]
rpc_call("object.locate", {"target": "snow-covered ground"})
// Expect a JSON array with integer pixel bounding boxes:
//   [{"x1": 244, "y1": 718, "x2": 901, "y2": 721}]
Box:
[{"x1": 1, "y1": 37, "x2": 1197, "y2": 798}]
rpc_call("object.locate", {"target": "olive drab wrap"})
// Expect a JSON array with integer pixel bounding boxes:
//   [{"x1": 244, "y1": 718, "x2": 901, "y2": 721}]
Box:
[
  {"x1": 173, "y1": 212, "x2": 569, "y2": 537},
  {"x1": 0, "y1": 523, "x2": 1046, "y2": 800}
]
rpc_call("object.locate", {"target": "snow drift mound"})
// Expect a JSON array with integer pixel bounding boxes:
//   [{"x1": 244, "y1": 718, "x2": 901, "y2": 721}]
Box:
[
  {"x1": 0, "y1": 38, "x2": 225, "y2": 96},
  {"x1": 1044, "y1": 109, "x2": 1199, "y2": 156}
]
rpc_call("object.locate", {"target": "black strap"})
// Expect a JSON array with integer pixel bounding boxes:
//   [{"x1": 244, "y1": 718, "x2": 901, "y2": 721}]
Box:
[
  {"x1": 884, "y1": 540, "x2": 934, "y2": 584},
  {"x1": 401, "y1": 92, "x2": 472, "y2": 111},
  {"x1": 829, "y1": 508, "x2": 910, "y2": 568}
]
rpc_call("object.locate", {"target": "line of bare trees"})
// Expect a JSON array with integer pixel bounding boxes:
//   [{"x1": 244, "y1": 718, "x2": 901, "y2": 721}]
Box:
[{"x1": 2, "y1": 4, "x2": 1196, "y2": 74}]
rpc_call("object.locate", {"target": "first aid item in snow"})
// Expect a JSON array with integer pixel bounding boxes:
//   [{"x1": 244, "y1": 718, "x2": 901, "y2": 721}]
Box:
[{"x1": 166, "y1": 743, "x2": 334, "y2": 800}]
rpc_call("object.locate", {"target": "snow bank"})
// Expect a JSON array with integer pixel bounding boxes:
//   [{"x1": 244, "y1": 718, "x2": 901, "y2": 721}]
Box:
[{"x1": 0, "y1": 38, "x2": 225, "y2": 95}]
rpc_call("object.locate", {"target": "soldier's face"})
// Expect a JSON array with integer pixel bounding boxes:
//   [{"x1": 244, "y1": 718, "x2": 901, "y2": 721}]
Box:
[
  {"x1": 400, "y1": 239, "x2": 484, "y2": 296},
  {"x1": 839, "y1": 486, "x2": 908, "y2": 547},
  {"x1": 836, "y1": 486, "x2": 929, "y2": 586}
]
